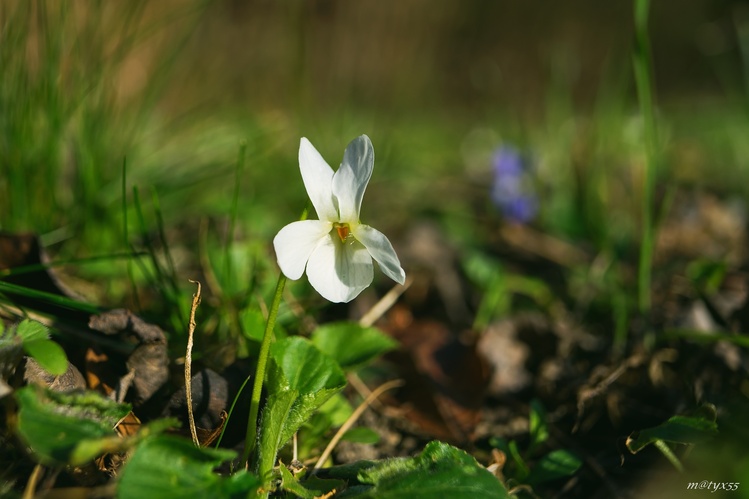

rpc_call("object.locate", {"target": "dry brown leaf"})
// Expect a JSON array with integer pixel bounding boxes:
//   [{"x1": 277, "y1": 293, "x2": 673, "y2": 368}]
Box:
[{"x1": 382, "y1": 305, "x2": 489, "y2": 444}]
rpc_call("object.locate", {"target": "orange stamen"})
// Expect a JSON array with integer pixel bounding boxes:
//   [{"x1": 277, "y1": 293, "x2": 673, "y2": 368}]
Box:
[{"x1": 334, "y1": 223, "x2": 350, "y2": 242}]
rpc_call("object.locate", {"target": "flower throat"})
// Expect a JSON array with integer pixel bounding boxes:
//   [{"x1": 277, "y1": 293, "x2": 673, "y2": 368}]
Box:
[{"x1": 333, "y1": 222, "x2": 350, "y2": 242}]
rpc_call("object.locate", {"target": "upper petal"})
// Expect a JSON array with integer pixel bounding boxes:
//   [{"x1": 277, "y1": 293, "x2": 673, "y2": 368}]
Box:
[
  {"x1": 299, "y1": 138, "x2": 338, "y2": 221},
  {"x1": 306, "y1": 236, "x2": 374, "y2": 303},
  {"x1": 332, "y1": 135, "x2": 374, "y2": 223},
  {"x1": 352, "y1": 224, "x2": 406, "y2": 285},
  {"x1": 273, "y1": 220, "x2": 332, "y2": 280}
]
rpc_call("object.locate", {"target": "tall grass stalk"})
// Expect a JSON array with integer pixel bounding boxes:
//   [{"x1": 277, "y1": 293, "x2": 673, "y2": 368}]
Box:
[
  {"x1": 122, "y1": 158, "x2": 142, "y2": 311},
  {"x1": 131, "y1": 185, "x2": 185, "y2": 335},
  {"x1": 221, "y1": 141, "x2": 248, "y2": 341},
  {"x1": 633, "y1": 0, "x2": 658, "y2": 318}
]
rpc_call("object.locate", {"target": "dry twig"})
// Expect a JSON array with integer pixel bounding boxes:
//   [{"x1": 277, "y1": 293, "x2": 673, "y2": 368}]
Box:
[
  {"x1": 185, "y1": 280, "x2": 202, "y2": 447},
  {"x1": 358, "y1": 276, "x2": 413, "y2": 328},
  {"x1": 21, "y1": 463, "x2": 43, "y2": 499},
  {"x1": 311, "y1": 379, "x2": 404, "y2": 474}
]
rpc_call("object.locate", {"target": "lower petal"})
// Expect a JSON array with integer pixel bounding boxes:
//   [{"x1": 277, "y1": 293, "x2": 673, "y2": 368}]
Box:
[
  {"x1": 273, "y1": 220, "x2": 332, "y2": 280},
  {"x1": 306, "y1": 236, "x2": 373, "y2": 303},
  {"x1": 352, "y1": 224, "x2": 406, "y2": 285}
]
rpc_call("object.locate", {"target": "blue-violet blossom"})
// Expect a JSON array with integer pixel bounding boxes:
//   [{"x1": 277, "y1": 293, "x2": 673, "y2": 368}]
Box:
[
  {"x1": 491, "y1": 146, "x2": 538, "y2": 224},
  {"x1": 273, "y1": 135, "x2": 406, "y2": 303}
]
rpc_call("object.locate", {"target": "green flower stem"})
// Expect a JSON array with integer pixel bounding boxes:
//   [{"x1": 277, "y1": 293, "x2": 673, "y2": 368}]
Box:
[
  {"x1": 241, "y1": 206, "x2": 307, "y2": 470},
  {"x1": 241, "y1": 272, "x2": 286, "y2": 468}
]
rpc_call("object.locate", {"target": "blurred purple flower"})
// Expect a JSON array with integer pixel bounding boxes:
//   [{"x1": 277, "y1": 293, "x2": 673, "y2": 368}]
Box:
[{"x1": 490, "y1": 146, "x2": 537, "y2": 223}]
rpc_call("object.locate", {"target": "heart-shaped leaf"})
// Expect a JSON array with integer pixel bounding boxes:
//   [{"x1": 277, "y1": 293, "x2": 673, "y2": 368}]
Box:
[
  {"x1": 118, "y1": 435, "x2": 261, "y2": 499},
  {"x1": 626, "y1": 415, "x2": 718, "y2": 454},
  {"x1": 16, "y1": 385, "x2": 131, "y2": 465},
  {"x1": 22, "y1": 338, "x2": 68, "y2": 376},
  {"x1": 526, "y1": 449, "x2": 582, "y2": 485},
  {"x1": 341, "y1": 441, "x2": 509, "y2": 498},
  {"x1": 311, "y1": 322, "x2": 397, "y2": 371},
  {"x1": 257, "y1": 337, "x2": 346, "y2": 479},
  {"x1": 15, "y1": 319, "x2": 51, "y2": 342}
]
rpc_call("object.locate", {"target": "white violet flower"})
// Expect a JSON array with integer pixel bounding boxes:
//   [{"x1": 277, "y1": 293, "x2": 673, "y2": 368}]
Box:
[{"x1": 273, "y1": 135, "x2": 406, "y2": 303}]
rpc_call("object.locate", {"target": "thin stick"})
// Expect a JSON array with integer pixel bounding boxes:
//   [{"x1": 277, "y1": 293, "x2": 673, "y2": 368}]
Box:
[
  {"x1": 346, "y1": 372, "x2": 404, "y2": 416},
  {"x1": 311, "y1": 379, "x2": 404, "y2": 474},
  {"x1": 348, "y1": 279, "x2": 412, "y2": 415},
  {"x1": 185, "y1": 280, "x2": 202, "y2": 446},
  {"x1": 358, "y1": 276, "x2": 413, "y2": 328},
  {"x1": 22, "y1": 463, "x2": 44, "y2": 499},
  {"x1": 346, "y1": 372, "x2": 374, "y2": 400}
]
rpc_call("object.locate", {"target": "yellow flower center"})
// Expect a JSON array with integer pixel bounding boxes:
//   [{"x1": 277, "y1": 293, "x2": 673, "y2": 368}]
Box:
[{"x1": 333, "y1": 222, "x2": 350, "y2": 243}]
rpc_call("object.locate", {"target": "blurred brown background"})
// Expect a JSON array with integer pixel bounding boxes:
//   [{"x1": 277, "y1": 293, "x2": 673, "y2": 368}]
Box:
[{"x1": 138, "y1": 0, "x2": 745, "y2": 119}]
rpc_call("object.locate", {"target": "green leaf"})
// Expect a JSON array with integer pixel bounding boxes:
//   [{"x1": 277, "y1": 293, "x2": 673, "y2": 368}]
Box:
[
  {"x1": 222, "y1": 472, "x2": 265, "y2": 498},
  {"x1": 15, "y1": 319, "x2": 51, "y2": 342},
  {"x1": 686, "y1": 259, "x2": 727, "y2": 294},
  {"x1": 268, "y1": 337, "x2": 347, "y2": 443},
  {"x1": 311, "y1": 322, "x2": 397, "y2": 371},
  {"x1": 342, "y1": 441, "x2": 510, "y2": 498},
  {"x1": 279, "y1": 462, "x2": 319, "y2": 499},
  {"x1": 462, "y1": 251, "x2": 503, "y2": 289},
  {"x1": 22, "y1": 338, "x2": 68, "y2": 376},
  {"x1": 303, "y1": 475, "x2": 346, "y2": 497},
  {"x1": 299, "y1": 393, "x2": 353, "y2": 457},
  {"x1": 308, "y1": 392, "x2": 353, "y2": 432},
  {"x1": 526, "y1": 449, "x2": 582, "y2": 485},
  {"x1": 463, "y1": 252, "x2": 509, "y2": 330},
  {"x1": 508, "y1": 439, "x2": 530, "y2": 482},
  {"x1": 529, "y1": 398, "x2": 548, "y2": 450},
  {"x1": 257, "y1": 388, "x2": 297, "y2": 479},
  {"x1": 278, "y1": 463, "x2": 346, "y2": 498},
  {"x1": 324, "y1": 460, "x2": 378, "y2": 482},
  {"x1": 257, "y1": 337, "x2": 346, "y2": 479},
  {"x1": 653, "y1": 439, "x2": 685, "y2": 472},
  {"x1": 240, "y1": 308, "x2": 267, "y2": 343},
  {"x1": 16, "y1": 385, "x2": 131, "y2": 465},
  {"x1": 71, "y1": 417, "x2": 180, "y2": 465},
  {"x1": 342, "y1": 426, "x2": 380, "y2": 445},
  {"x1": 0, "y1": 281, "x2": 100, "y2": 314},
  {"x1": 118, "y1": 435, "x2": 261, "y2": 499},
  {"x1": 626, "y1": 415, "x2": 719, "y2": 454}
]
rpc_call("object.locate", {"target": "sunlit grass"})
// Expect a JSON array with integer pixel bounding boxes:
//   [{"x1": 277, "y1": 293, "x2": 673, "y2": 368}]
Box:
[{"x1": 0, "y1": 1, "x2": 204, "y2": 250}]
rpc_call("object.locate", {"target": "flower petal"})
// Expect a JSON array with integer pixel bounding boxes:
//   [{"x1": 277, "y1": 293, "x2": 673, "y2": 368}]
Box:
[
  {"x1": 273, "y1": 220, "x2": 332, "y2": 280},
  {"x1": 332, "y1": 135, "x2": 374, "y2": 223},
  {"x1": 306, "y1": 236, "x2": 374, "y2": 303},
  {"x1": 299, "y1": 138, "x2": 338, "y2": 221},
  {"x1": 353, "y1": 224, "x2": 406, "y2": 285}
]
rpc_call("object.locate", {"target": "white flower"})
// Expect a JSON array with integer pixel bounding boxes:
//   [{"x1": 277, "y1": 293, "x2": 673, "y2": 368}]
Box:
[{"x1": 273, "y1": 135, "x2": 406, "y2": 303}]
